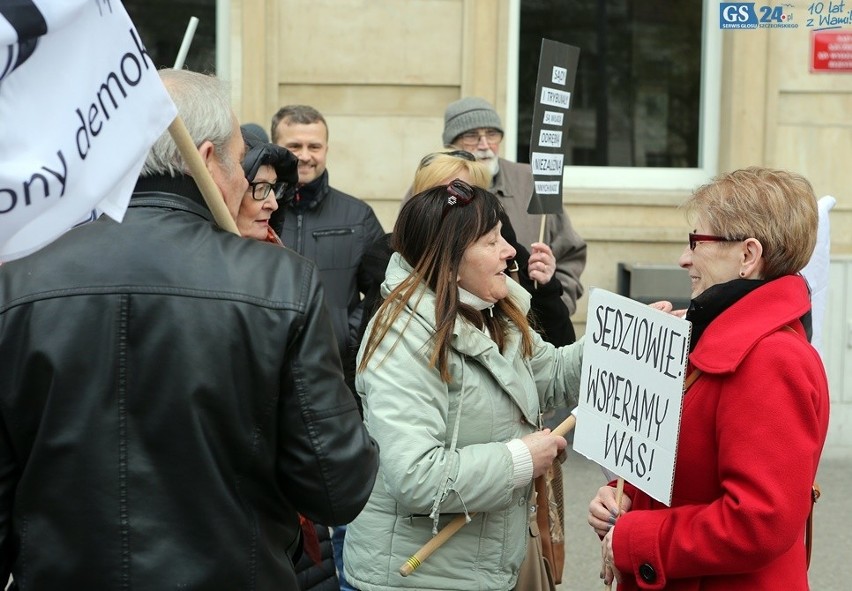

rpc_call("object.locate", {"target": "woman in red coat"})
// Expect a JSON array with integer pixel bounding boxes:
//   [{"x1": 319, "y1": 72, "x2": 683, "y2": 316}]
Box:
[{"x1": 588, "y1": 167, "x2": 830, "y2": 590}]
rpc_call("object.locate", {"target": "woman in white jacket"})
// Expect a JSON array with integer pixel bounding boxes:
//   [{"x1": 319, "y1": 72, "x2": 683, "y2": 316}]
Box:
[{"x1": 343, "y1": 180, "x2": 583, "y2": 591}]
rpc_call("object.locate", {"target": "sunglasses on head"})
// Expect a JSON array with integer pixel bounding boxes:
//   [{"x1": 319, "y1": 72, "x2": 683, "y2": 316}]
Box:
[{"x1": 419, "y1": 150, "x2": 477, "y2": 169}]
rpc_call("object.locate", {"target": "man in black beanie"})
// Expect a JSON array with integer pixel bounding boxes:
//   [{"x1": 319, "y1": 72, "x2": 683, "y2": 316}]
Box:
[{"x1": 442, "y1": 96, "x2": 587, "y2": 316}]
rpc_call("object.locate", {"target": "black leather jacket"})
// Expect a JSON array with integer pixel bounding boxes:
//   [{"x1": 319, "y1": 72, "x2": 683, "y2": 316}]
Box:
[{"x1": 0, "y1": 175, "x2": 379, "y2": 590}]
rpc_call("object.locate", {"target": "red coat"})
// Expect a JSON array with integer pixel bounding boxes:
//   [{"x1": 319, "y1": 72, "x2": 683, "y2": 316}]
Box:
[{"x1": 612, "y1": 275, "x2": 830, "y2": 590}]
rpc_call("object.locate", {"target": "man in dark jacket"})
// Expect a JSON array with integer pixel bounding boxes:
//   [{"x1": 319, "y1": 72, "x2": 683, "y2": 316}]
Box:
[
  {"x1": 270, "y1": 105, "x2": 385, "y2": 367},
  {"x1": 0, "y1": 69, "x2": 379, "y2": 590},
  {"x1": 270, "y1": 104, "x2": 384, "y2": 591}
]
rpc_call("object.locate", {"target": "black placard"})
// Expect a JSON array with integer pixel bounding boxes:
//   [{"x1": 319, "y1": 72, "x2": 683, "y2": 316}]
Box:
[{"x1": 527, "y1": 39, "x2": 580, "y2": 215}]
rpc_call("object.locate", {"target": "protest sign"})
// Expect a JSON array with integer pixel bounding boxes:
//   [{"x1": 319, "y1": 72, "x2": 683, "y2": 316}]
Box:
[
  {"x1": 573, "y1": 288, "x2": 691, "y2": 505},
  {"x1": 527, "y1": 39, "x2": 580, "y2": 216},
  {"x1": 0, "y1": 0, "x2": 176, "y2": 262}
]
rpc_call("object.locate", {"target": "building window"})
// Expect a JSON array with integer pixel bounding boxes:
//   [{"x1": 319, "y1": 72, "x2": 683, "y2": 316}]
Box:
[
  {"x1": 125, "y1": 0, "x2": 217, "y2": 72},
  {"x1": 508, "y1": 0, "x2": 721, "y2": 189}
]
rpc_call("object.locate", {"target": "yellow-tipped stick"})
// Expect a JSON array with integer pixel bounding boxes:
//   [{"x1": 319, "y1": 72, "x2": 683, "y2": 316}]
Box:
[{"x1": 398, "y1": 412, "x2": 576, "y2": 576}]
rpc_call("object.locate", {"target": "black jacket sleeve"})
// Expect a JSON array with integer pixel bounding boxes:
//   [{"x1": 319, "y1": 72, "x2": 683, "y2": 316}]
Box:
[{"x1": 277, "y1": 266, "x2": 379, "y2": 525}]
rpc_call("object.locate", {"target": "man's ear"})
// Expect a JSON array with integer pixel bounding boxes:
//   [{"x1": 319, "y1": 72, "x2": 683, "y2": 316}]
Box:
[{"x1": 197, "y1": 140, "x2": 216, "y2": 174}]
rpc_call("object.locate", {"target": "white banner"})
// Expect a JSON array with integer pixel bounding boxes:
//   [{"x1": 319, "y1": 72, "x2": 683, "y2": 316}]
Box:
[
  {"x1": 0, "y1": 0, "x2": 176, "y2": 262},
  {"x1": 573, "y1": 288, "x2": 691, "y2": 506}
]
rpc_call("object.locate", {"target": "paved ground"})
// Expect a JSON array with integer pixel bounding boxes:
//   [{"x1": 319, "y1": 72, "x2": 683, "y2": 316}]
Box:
[{"x1": 556, "y1": 447, "x2": 852, "y2": 590}]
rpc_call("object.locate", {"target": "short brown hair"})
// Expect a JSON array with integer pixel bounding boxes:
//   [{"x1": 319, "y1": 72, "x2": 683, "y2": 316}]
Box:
[
  {"x1": 270, "y1": 105, "x2": 327, "y2": 143},
  {"x1": 684, "y1": 167, "x2": 818, "y2": 279}
]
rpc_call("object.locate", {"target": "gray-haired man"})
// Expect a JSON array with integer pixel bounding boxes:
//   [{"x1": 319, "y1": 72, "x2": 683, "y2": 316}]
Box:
[{"x1": 0, "y1": 69, "x2": 378, "y2": 589}]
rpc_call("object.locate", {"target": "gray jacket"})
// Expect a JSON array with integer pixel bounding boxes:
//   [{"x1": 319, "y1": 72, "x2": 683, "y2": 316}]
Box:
[{"x1": 343, "y1": 253, "x2": 582, "y2": 591}]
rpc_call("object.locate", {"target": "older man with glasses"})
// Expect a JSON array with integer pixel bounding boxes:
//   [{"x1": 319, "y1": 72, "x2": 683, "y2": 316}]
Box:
[{"x1": 442, "y1": 97, "x2": 587, "y2": 319}]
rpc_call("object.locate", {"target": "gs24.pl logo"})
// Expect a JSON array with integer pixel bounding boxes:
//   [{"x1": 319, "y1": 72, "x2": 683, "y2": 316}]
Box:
[{"x1": 720, "y1": 3, "x2": 798, "y2": 28}]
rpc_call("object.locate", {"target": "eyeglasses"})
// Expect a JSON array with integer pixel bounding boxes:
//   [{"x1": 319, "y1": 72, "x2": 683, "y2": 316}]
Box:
[
  {"x1": 247, "y1": 180, "x2": 294, "y2": 202},
  {"x1": 247, "y1": 180, "x2": 276, "y2": 201},
  {"x1": 419, "y1": 149, "x2": 476, "y2": 169},
  {"x1": 441, "y1": 179, "x2": 476, "y2": 219},
  {"x1": 458, "y1": 128, "x2": 503, "y2": 148},
  {"x1": 688, "y1": 233, "x2": 746, "y2": 250}
]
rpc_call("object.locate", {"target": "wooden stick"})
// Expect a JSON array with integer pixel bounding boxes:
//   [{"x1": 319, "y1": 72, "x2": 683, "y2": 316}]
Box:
[
  {"x1": 167, "y1": 117, "x2": 240, "y2": 235},
  {"x1": 398, "y1": 513, "x2": 470, "y2": 577},
  {"x1": 604, "y1": 477, "x2": 625, "y2": 590},
  {"x1": 166, "y1": 18, "x2": 239, "y2": 236},
  {"x1": 398, "y1": 413, "x2": 577, "y2": 577}
]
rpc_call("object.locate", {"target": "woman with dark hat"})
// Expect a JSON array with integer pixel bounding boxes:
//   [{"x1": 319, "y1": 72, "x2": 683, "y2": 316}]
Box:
[
  {"x1": 237, "y1": 129, "x2": 339, "y2": 591},
  {"x1": 237, "y1": 130, "x2": 298, "y2": 244}
]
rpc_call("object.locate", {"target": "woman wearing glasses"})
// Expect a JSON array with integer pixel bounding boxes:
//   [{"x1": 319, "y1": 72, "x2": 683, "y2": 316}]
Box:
[
  {"x1": 237, "y1": 136, "x2": 296, "y2": 243},
  {"x1": 237, "y1": 135, "x2": 339, "y2": 591},
  {"x1": 343, "y1": 180, "x2": 583, "y2": 591},
  {"x1": 588, "y1": 167, "x2": 829, "y2": 591}
]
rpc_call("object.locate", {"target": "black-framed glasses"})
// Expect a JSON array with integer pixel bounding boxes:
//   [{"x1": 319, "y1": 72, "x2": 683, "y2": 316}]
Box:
[
  {"x1": 247, "y1": 180, "x2": 276, "y2": 201},
  {"x1": 442, "y1": 179, "x2": 476, "y2": 219},
  {"x1": 419, "y1": 150, "x2": 476, "y2": 169},
  {"x1": 247, "y1": 180, "x2": 295, "y2": 202},
  {"x1": 458, "y1": 128, "x2": 503, "y2": 148},
  {"x1": 688, "y1": 233, "x2": 746, "y2": 250}
]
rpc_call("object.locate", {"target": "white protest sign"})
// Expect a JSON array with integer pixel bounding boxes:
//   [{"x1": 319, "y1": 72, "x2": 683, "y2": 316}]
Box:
[
  {"x1": 0, "y1": 0, "x2": 177, "y2": 262},
  {"x1": 573, "y1": 288, "x2": 691, "y2": 506}
]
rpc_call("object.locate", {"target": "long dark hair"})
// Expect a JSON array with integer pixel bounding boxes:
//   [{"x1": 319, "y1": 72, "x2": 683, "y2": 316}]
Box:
[{"x1": 358, "y1": 182, "x2": 534, "y2": 383}]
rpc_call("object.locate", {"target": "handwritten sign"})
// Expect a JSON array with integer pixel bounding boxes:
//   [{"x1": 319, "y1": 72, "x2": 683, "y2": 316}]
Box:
[
  {"x1": 527, "y1": 39, "x2": 579, "y2": 214},
  {"x1": 573, "y1": 288, "x2": 691, "y2": 506}
]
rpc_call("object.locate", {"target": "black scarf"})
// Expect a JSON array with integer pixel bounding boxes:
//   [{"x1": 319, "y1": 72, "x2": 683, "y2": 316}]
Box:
[
  {"x1": 289, "y1": 170, "x2": 328, "y2": 213},
  {"x1": 685, "y1": 278, "x2": 767, "y2": 351},
  {"x1": 686, "y1": 276, "x2": 814, "y2": 351}
]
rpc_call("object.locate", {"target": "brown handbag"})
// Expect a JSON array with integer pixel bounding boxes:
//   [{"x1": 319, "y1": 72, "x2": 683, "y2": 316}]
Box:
[
  {"x1": 806, "y1": 483, "x2": 820, "y2": 569},
  {"x1": 513, "y1": 476, "x2": 557, "y2": 591},
  {"x1": 535, "y1": 459, "x2": 565, "y2": 584},
  {"x1": 513, "y1": 455, "x2": 568, "y2": 591}
]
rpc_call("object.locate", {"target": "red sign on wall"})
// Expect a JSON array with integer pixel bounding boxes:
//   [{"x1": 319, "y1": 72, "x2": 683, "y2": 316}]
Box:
[{"x1": 811, "y1": 30, "x2": 852, "y2": 73}]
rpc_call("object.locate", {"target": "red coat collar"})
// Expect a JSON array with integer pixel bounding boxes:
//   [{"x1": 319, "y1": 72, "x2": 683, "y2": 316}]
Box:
[{"x1": 690, "y1": 275, "x2": 811, "y2": 374}]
